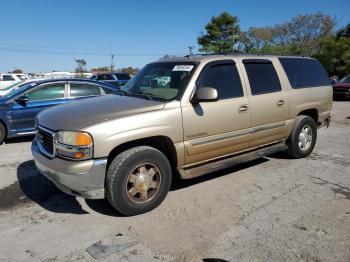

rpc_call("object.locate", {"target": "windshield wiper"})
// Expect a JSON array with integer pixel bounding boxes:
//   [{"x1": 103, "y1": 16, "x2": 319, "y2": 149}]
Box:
[{"x1": 118, "y1": 90, "x2": 154, "y2": 101}]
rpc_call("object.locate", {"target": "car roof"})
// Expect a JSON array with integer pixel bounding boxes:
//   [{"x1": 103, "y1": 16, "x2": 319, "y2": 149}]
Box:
[
  {"x1": 153, "y1": 54, "x2": 314, "y2": 64},
  {"x1": 32, "y1": 78, "x2": 114, "y2": 87}
]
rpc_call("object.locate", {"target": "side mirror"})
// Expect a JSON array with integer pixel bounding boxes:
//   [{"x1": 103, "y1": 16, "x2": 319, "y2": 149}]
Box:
[
  {"x1": 15, "y1": 96, "x2": 29, "y2": 104},
  {"x1": 191, "y1": 87, "x2": 218, "y2": 103}
]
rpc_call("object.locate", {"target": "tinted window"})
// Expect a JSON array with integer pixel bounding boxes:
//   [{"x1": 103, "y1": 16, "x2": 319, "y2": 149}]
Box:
[
  {"x1": 279, "y1": 58, "x2": 330, "y2": 88},
  {"x1": 97, "y1": 74, "x2": 114, "y2": 81},
  {"x1": 197, "y1": 62, "x2": 243, "y2": 99},
  {"x1": 70, "y1": 83, "x2": 101, "y2": 97},
  {"x1": 27, "y1": 84, "x2": 65, "y2": 101},
  {"x1": 100, "y1": 86, "x2": 117, "y2": 94},
  {"x1": 244, "y1": 60, "x2": 281, "y2": 95},
  {"x1": 3, "y1": 75, "x2": 15, "y2": 81},
  {"x1": 114, "y1": 73, "x2": 131, "y2": 80}
]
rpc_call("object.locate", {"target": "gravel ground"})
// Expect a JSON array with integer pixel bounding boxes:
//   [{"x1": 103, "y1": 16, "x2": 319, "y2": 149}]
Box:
[{"x1": 0, "y1": 101, "x2": 349, "y2": 262}]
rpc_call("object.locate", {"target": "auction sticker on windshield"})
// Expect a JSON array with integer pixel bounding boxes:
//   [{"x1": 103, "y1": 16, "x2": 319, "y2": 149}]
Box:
[{"x1": 172, "y1": 65, "x2": 194, "y2": 71}]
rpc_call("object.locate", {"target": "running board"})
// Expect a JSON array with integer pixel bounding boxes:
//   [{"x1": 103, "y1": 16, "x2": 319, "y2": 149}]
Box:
[{"x1": 178, "y1": 142, "x2": 288, "y2": 179}]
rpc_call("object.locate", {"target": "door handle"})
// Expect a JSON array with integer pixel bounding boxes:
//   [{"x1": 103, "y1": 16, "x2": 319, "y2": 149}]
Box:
[
  {"x1": 238, "y1": 104, "x2": 249, "y2": 113},
  {"x1": 277, "y1": 100, "x2": 285, "y2": 107}
]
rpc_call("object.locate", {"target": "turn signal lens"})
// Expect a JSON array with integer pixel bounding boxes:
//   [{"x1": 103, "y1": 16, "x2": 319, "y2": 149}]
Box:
[
  {"x1": 76, "y1": 133, "x2": 92, "y2": 146},
  {"x1": 74, "y1": 152, "x2": 86, "y2": 159}
]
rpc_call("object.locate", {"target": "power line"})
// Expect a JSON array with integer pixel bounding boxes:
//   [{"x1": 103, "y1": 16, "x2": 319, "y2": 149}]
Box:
[{"x1": 0, "y1": 47, "x2": 187, "y2": 57}]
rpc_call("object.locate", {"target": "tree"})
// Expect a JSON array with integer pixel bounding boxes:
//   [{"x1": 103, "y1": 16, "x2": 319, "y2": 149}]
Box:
[
  {"x1": 241, "y1": 13, "x2": 336, "y2": 56},
  {"x1": 91, "y1": 66, "x2": 110, "y2": 73},
  {"x1": 197, "y1": 12, "x2": 241, "y2": 53},
  {"x1": 118, "y1": 67, "x2": 139, "y2": 76},
  {"x1": 313, "y1": 23, "x2": 350, "y2": 78},
  {"x1": 75, "y1": 59, "x2": 87, "y2": 77},
  {"x1": 288, "y1": 13, "x2": 335, "y2": 55},
  {"x1": 12, "y1": 68, "x2": 23, "y2": 74},
  {"x1": 336, "y1": 23, "x2": 350, "y2": 39}
]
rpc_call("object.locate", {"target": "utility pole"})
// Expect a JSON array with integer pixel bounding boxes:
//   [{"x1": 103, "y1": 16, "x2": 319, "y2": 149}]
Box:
[
  {"x1": 110, "y1": 54, "x2": 115, "y2": 72},
  {"x1": 188, "y1": 46, "x2": 194, "y2": 56}
]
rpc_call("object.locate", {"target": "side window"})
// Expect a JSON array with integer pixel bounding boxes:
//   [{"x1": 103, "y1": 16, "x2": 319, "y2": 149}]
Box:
[
  {"x1": 279, "y1": 58, "x2": 330, "y2": 88},
  {"x1": 243, "y1": 60, "x2": 281, "y2": 95},
  {"x1": 3, "y1": 75, "x2": 15, "y2": 81},
  {"x1": 101, "y1": 86, "x2": 117, "y2": 95},
  {"x1": 97, "y1": 74, "x2": 114, "y2": 81},
  {"x1": 70, "y1": 83, "x2": 101, "y2": 97},
  {"x1": 27, "y1": 84, "x2": 65, "y2": 101},
  {"x1": 197, "y1": 62, "x2": 243, "y2": 100}
]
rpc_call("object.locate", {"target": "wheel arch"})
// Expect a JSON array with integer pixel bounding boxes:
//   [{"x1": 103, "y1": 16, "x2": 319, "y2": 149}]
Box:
[
  {"x1": 297, "y1": 108, "x2": 319, "y2": 124},
  {"x1": 106, "y1": 135, "x2": 178, "y2": 173}
]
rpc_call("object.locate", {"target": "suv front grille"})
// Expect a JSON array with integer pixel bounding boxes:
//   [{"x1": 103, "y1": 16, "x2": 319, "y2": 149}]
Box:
[{"x1": 37, "y1": 127, "x2": 55, "y2": 156}]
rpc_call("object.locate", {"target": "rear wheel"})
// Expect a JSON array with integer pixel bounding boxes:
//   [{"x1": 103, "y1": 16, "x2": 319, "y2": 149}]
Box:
[
  {"x1": 106, "y1": 146, "x2": 172, "y2": 216},
  {"x1": 0, "y1": 122, "x2": 6, "y2": 145},
  {"x1": 287, "y1": 116, "x2": 317, "y2": 158}
]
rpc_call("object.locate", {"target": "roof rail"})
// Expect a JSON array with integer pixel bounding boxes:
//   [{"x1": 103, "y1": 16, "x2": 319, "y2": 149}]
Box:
[{"x1": 184, "y1": 52, "x2": 308, "y2": 58}]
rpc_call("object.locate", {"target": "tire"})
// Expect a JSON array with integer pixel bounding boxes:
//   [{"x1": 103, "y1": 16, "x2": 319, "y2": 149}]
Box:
[
  {"x1": 0, "y1": 122, "x2": 6, "y2": 145},
  {"x1": 106, "y1": 146, "x2": 172, "y2": 216},
  {"x1": 287, "y1": 115, "x2": 317, "y2": 158}
]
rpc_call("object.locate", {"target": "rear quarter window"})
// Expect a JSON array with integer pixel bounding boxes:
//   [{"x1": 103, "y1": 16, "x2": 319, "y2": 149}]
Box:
[{"x1": 279, "y1": 58, "x2": 330, "y2": 88}]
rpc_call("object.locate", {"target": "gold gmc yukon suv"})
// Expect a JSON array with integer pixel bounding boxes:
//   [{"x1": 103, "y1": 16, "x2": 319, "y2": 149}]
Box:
[{"x1": 32, "y1": 55, "x2": 332, "y2": 215}]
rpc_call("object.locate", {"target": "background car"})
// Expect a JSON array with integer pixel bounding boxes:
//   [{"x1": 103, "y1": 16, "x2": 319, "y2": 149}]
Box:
[
  {"x1": 90, "y1": 72, "x2": 131, "y2": 88},
  {"x1": 0, "y1": 73, "x2": 29, "y2": 89},
  {"x1": 0, "y1": 79, "x2": 44, "y2": 97},
  {"x1": 0, "y1": 78, "x2": 118, "y2": 144},
  {"x1": 332, "y1": 75, "x2": 350, "y2": 100}
]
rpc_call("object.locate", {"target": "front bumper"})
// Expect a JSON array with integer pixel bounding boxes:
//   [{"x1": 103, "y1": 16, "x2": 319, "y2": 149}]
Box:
[{"x1": 32, "y1": 139, "x2": 107, "y2": 199}]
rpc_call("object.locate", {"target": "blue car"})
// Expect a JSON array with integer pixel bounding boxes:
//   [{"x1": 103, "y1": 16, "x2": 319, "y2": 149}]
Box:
[
  {"x1": 0, "y1": 78, "x2": 118, "y2": 144},
  {"x1": 90, "y1": 73, "x2": 131, "y2": 88}
]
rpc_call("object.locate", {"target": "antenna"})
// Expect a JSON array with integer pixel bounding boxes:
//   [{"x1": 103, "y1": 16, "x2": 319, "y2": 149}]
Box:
[{"x1": 188, "y1": 46, "x2": 194, "y2": 56}]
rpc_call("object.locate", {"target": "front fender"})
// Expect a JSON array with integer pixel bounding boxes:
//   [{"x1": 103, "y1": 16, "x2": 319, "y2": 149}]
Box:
[{"x1": 83, "y1": 107, "x2": 183, "y2": 158}]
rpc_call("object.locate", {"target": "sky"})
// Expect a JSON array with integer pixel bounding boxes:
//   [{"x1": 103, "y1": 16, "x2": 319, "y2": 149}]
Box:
[{"x1": 0, "y1": 0, "x2": 349, "y2": 73}]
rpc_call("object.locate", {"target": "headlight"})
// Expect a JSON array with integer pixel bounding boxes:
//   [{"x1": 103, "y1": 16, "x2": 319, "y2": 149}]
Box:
[{"x1": 56, "y1": 131, "x2": 93, "y2": 160}]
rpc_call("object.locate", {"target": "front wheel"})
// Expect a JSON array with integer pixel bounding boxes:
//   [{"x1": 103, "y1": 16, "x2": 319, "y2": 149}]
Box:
[
  {"x1": 106, "y1": 146, "x2": 172, "y2": 216},
  {"x1": 287, "y1": 116, "x2": 317, "y2": 158}
]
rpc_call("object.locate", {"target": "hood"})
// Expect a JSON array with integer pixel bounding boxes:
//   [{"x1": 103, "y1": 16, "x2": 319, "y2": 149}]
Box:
[{"x1": 37, "y1": 95, "x2": 165, "y2": 131}]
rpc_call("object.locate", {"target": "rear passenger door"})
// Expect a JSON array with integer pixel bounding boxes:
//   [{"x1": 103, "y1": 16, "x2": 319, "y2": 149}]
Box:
[
  {"x1": 68, "y1": 82, "x2": 102, "y2": 101},
  {"x1": 182, "y1": 60, "x2": 251, "y2": 165},
  {"x1": 242, "y1": 59, "x2": 288, "y2": 147}
]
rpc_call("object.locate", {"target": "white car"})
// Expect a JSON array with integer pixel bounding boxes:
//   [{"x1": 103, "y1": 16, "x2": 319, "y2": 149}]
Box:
[
  {"x1": 0, "y1": 79, "x2": 40, "y2": 96},
  {"x1": 0, "y1": 74, "x2": 29, "y2": 89}
]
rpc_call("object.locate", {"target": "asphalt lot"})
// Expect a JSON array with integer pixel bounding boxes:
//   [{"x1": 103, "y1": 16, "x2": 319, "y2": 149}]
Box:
[{"x1": 0, "y1": 101, "x2": 349, "y2": 262}]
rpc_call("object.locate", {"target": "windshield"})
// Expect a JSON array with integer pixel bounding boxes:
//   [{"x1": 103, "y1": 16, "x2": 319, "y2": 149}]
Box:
[
  {"x1": 1, "y1": 82, "x2": 38, "y2": 99},
  {"x1": 340, "y1": 75, "x2": 350, "y2": 83},
  {"x1": 121, "y1": 62, "x2": 197, "y2": 101}
]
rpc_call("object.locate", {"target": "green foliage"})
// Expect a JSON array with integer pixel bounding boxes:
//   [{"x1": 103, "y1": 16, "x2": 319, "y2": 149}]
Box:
[
  {"x1": 313, "y1": 30, "x2": 350, "y2": 78},
  {"x1": 242, "y1": 12, "x2": 336, "y2": 56},
  {"x1": 12, "y1": 68, "x2": 23, "y2": 73},
  {"x1": 118, "y1": 67, "x2": 139, "y2": 75},
  {"x1": 197, "y1": 12, "x2": 241, "y2": 53},
  {"x1": 75, "y1": 58, "x2": 87, "y2": 77},
  {"x1": 197, "y1": 12, "x2": 349, "y2": 77},
  {"x1": 91, "y1": 66, "x2": 110, "y2": 73}
]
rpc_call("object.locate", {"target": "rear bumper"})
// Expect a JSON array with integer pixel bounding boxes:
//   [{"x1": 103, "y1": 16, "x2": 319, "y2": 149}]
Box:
[{"x1": 32, "y1": 139, "x2": 106, "y2": 199}]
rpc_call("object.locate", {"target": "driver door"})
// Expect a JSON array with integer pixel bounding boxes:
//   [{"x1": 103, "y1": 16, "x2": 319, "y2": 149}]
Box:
[
  {"x1": 182, "y1": 60, "x2": 251, "y2": 165},
  {"x1": 11, "y1": 82, "x2": 67, "y2": 134}
]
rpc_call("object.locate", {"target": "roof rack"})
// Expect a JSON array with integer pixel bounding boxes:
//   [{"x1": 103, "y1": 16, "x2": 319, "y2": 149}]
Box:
[{"x1": 184, "y1": 52, "x2": 307, "y2": 58}]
